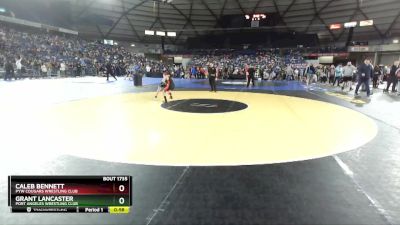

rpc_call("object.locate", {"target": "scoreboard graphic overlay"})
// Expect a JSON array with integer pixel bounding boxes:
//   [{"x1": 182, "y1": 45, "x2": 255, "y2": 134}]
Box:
[{"x1": 8, "y1": 176, "x2": 132, "y2": 213}]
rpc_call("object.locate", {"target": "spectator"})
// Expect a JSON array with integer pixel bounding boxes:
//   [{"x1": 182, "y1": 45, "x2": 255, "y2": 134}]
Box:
[
  {"x1": 286, "y1": 65, "x2": 294, "y2": 81},
  {"x1": 328, "y1": 65, "x2": 335, "y2": 84},
  {"x1": 384, "y1": 61, "x2": 399, "y2": 93},
  {"x1": 4, "y1": 59, "x2": 14, "y2": 81},
  {"x1": 372, "y1": 65, "x2": 381, "y2": 89},
  {"x1": 305, "y1": 64, "x2": 316, "y2": 86},
  {"x1": 333, "y1": 64, "x2": 343, "y2": 87},
  {"x1": 41, "y1": 63, "x2": 47, "y2": 77},
  {"x1": 342, "y1": 62, "x2": 356, "y2": 91},
  {"x1": 60, "y1": 61, "x2": 66, "y2": 76},
  {"x1": 15, "y1": 56, "x2": 22, "y2": 79}
]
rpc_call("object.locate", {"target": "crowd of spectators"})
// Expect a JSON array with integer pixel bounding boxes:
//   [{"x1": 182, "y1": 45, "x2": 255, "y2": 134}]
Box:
[
  {"x1": 0, "y1": 24, "x2": 165, "y2": 79},
  {"x1": 0, "y1": 24, "x2": 310, "y2": 81},
  {"x1": 185, "y1": 49, "x2": 306, "y2": 80}
]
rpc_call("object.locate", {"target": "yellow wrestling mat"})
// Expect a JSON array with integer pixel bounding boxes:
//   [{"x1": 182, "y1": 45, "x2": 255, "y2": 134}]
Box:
[{"x1": 0, "y1": 91, "x2": 377, "y2": 166}]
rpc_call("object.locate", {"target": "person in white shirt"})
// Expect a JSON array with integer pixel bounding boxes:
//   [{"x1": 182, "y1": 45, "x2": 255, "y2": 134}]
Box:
[
  {"x1": 60, "y1": 62, "x2": 66, "y2": 76},
  {"x1": 146, "y1": 65, "x2": 151, "y2": 73},
  {"x1": 294, "y1": 68, "x2": 299, "y2": 81},
  {"x1": 16, "y1": 56, "x2": 22, "y2": 80},
  {"x1": 285, "y1": 65, "x2": 294, "y2": 81},
  {"x1": 263, "y1": 69, "x2": 269, "y2": 80},
  {"x1": 342, "y1": 62, "x2": 356, "y2": 91},
  {"x1": 41, "y1": 64, "x2": 47, "y2": 77}
]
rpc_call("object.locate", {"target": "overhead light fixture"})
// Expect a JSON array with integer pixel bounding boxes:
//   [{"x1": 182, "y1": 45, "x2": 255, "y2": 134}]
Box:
[
  {"x1": 145, "y1": 30, "x2": 155, "y2": 35},
  {"x1": 131, "y1": 44, "x2": 135, "y2": 47},
  {"x1": 344, "y1": 21, "x2": 357, "y2": 28},
  {"x1": 359, "y1": 20, "x2": 373, "y2": 26},
  {"x1": 158, "y1": 0, "x2": 173, "y2": 3},
  {"x1": 329, "y1": 24, "x2": 341, "y2": 30},
  {"x1": 156, "y1": 31, "x2": 166, "y2": 36},
  {"x1": 393, "y1": 39, "x2": 399, "y2": 44},
  {"x1": 114, "y1": 42, "x2": 118, "y2": 46},
  {"x1": 167, "y1": 32, "x2": 176, "y2": 37}
]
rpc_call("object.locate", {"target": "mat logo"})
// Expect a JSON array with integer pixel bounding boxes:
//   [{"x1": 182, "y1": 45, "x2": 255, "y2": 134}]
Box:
[
  {"x1": 162, "y1": 98, "x2": 247, "y2": 113},
  {"x1": 190, "y1": 103, "x2": 218, "y2": 108}
]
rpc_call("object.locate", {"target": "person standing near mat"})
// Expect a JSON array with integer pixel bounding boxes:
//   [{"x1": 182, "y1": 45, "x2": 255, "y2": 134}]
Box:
[
  {"x1": 355, "y1": 59, "x2": 373, "y2": 97},
  {"x1": 15, "y1": 56, "x2": 22, "y2": 80},
  {"x1": 342, "y1": 62, "x2": 356, "y2": 91},
  {"x1": 333, "y1": 64, "x2": 343, "y2": 87},
  {"x1": 384, "y1": 61, "x2": 399, "y2": 93},
  {"x1": 208, "y1": 63, "x2": 217, "y2": 92},
  {"x1": 328, "y1": 64, "x2": 335, "y2": 84},
  {"x1": 285, "y1": 65, "x2": 294, "y2": 81},
  {"x1": 305, "y1": 63, "x2": 316, "y2": 86},
  {"x1": 105, "y1": 60, "x2": 117, "y2": 82},
  {"x1": 372, "y1": 65, "x2": 381, "y2": 89},
  {"x1": 247, "y1": 65, "x2": 255, "y2": 87},
  {"x1": 4, "y1": 59, "x2": 14, "y2": 81}
]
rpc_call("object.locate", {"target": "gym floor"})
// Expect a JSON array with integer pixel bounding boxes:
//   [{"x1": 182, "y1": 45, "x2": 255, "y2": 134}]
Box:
[{"x1": 0, "y1": 77, "x2": 399, "y2": 225}]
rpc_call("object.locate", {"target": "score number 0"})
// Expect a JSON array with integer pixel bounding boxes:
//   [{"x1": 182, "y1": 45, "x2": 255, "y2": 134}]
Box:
[{"x1": 118, "y1": 185, "x2": 126, "y2": 205}]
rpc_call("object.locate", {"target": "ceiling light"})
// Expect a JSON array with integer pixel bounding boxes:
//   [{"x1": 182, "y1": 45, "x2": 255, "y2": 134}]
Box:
[
  {"x1": 359, "y1": 20, "x2": 373, "y2": 27},
  {"x1": 329, "y1": 24, "x2": 341, "y2": 30},
  {"x1": 156, "y1": 31, "x2": 166, "y2": 36},
  {"x1": 344, "y1": 21, "x2": 357, "y2": 28},
  {"x1": 167, "y1": 32, "x2": 176, "y2": 37},
  {"x1": 145, "y1": 30, "x2": 155, "y2": 35}
]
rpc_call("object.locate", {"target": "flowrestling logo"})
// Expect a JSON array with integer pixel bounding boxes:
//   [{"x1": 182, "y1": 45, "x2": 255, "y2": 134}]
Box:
[
  {"x1": 162, "y1": 99, "x2": 248, "y2": 113},
  {"x1": 190, "y1": 103, "x2": 218, "y2": 108}
]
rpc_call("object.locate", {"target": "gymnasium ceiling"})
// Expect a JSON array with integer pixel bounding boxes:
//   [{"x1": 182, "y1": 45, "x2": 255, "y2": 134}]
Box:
[{"x1": 71, "y1": 0, "x2": 400, "y2": 44}]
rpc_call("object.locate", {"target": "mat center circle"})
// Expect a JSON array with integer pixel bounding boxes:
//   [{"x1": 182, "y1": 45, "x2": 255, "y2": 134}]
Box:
[{"x1": 161, "y1": 99, "x2": 248, "y2": 113}]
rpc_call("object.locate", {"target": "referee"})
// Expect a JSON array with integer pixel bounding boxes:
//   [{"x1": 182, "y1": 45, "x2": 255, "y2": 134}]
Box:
[
  {"x1": 247, "y1": 65, "x2": 255, "y2": 87},
  {"x1": 355, "y1": 59, "x2": 373, "y2": 97},
  {"x1": 208, "y1": 63, "x2": 217, "y2": 92}
]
